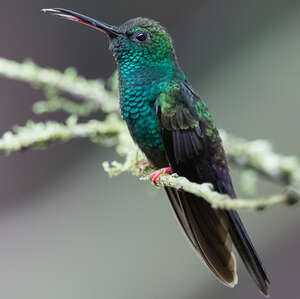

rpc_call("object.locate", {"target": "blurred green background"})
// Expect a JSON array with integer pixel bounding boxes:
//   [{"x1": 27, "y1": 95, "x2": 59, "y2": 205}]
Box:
[{"x1": 0, "y1": 1, "x2": 299, "y2": 298}]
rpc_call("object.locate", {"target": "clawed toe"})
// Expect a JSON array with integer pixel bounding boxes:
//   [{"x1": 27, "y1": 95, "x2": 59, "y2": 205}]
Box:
[{"x1": 150, "y1": 167, "x2": 172, "y2": 185}]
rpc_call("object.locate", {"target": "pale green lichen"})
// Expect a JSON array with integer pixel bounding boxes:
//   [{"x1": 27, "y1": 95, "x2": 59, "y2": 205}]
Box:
[
  {"x1": 156, "y1": 175, "x2": 299, "y2": 210},
  {"x1": 102, "y1": 126, "x2": 300, "y2": 210},
  {"x1": 0, "y1": 58, "x2": 119, "y2": 113},
  {"x1": 0, "y1": 114, "x2": 123, "y2": 155},
  {"x1": 33, "y1": 87, "x2": 101, "y2": 116},
  {"x1": 220, "y1": 130, "x2": 300, "y2": 186}
]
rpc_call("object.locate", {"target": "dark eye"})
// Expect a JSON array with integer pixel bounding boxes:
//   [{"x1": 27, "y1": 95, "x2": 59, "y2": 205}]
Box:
[
  {"x1": 136, "y1": 32, "x2": 147, "y2": 41},
  {"x1": 130, "y1": 31, "x2": 150, "y2": 43}
]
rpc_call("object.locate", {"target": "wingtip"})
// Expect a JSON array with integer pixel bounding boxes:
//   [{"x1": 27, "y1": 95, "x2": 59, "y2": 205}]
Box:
[
  {"x1": 227, "y1": 252, "x2": 238, "y2": 288},
  {"x1": 259, "y1": 283, "x2": 270, "y2": 297},
  {"x1": 259, "y1": 272, "x2": 270, "y2": 297},
  {"x1": 261, "y1": 290, "x2": 270, "y2": 297},
  {"x1": 215, "y1": 252, "x2": 238, "y2": 288}
]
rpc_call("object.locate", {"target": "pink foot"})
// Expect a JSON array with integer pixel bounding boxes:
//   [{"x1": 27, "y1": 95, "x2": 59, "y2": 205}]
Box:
[
  {"x1": 150, "y1": 167, "x2": 172, "y2": 185},
  {"x1": 138, "y1": 161, "x2": 150, "y2": 172}
]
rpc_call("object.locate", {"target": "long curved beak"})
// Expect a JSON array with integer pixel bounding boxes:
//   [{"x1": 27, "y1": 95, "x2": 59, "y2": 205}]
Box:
[{"x1": 42, "y1": 8, "x2": 121, "y2": 38}]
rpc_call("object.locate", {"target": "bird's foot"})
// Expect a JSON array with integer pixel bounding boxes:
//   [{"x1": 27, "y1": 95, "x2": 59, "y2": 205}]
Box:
[
  {"x1": 150, "y1": 167, "x2": 172, "y2": 185},
  {"x1": 138, "y1": 161, "x2": 150, "y2": 172}
]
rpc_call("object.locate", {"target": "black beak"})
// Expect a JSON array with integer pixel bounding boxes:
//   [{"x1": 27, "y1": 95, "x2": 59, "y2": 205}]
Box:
[{"x1": 42, "y1": 8, "x2": 121, "y2": 38}]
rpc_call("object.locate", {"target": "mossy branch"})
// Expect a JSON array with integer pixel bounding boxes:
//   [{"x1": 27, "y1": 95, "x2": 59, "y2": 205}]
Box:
[
  {"x1": 221, "y1": 130, "x2": 300, "y2": 186},
  {"x1": 33, "y1": 91, "x2": 101, "y2": 116},
  {"x1": 0, "y1": 58, "x2": 299, "y2": 211},
  {"x1": 0, "y1": 114, "x2": 126, "y2": 154},
  {"x1": 0, "y1": 58, "x2": 118, "y2": 113},
  {"x1": 103, "y1": 128, "x2": 300, "y2": 211}
]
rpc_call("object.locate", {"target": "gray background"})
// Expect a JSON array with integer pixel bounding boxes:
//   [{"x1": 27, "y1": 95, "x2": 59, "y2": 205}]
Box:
[{"x1": 0, "y1": 1, "x2": 299, "y2": 298}]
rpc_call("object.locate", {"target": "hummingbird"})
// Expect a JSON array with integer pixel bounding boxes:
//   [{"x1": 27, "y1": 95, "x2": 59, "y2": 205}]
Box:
[{"x1": 42, "y1": 8, "x2": 270, "y2": 295}]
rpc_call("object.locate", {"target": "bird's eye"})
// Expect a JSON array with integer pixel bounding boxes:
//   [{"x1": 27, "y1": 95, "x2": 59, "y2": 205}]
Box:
[
  {"x1": 130, "y1": 31, "x2": 150, "y2": 43},
  {"x1": 136, "y1": 32, "x2": 147, "y2": 41}
]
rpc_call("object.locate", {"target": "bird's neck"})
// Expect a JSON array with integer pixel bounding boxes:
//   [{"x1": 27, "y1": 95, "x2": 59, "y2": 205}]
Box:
[{"x1": 118, "y1": 58, "x2": 185, "y2": 104}]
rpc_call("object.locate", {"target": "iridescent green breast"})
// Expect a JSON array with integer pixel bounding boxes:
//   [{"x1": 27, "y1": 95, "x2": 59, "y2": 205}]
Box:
[{"x1": 118, "y1": 61, "x2": 174, "y2": 152}]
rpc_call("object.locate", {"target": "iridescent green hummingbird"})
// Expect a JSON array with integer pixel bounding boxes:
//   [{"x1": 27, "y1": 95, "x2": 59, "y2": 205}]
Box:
[{"x1": 42, "y1": 8, "x2": 270, "y2": 295}]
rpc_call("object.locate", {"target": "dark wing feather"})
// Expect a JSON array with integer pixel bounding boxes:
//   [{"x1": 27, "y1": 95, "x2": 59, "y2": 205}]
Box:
[{"x1": 157, "y1": 81, "x2": 269, "y2": 294}]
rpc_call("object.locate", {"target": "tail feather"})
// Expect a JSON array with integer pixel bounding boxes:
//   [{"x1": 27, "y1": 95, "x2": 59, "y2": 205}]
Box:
[
  {"x1": 226, "y1": 210, "x2": 270, "y2": 296},
  {"x1": 165, "y1": 187, "x2": 269, "y2": 295},
  {"x1": 165, "y1": 187, "x2": 238, "y2": 287}
]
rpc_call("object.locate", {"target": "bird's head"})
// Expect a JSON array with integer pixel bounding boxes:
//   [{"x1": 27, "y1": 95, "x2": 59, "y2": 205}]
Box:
[{"x1": 42, "y1": 8, "x2": 177, "y2": 69}]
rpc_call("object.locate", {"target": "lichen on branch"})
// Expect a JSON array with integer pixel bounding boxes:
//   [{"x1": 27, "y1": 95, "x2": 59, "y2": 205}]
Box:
[
  {"x1": 103, "y1": 128, "x2": 300, "y2": 211},
  {"x1": 0, "y1": 114, "x2": 124, "y2": 154},
  {"x1": 0, "y1": 58, "x2": 118, "y2": 113},
  {"x1": 0, "y1": 57, "x2": 299, "y2": 211}
]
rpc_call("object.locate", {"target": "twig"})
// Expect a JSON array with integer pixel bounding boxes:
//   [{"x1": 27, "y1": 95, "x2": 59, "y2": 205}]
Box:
[
  {"x1": 33, "y1": 96, "x2": 101, "y2": 116},
  {"x1": 0, "y1": 58, "x2": 118, "y2": 112},
  {"x1": 154, "y1": 175, "x2": 300, "y2": 210},
  {"x1": 0, "y1": 114, "x2": 124, "y2": 154},
  {"x1": 103, "y1": 132, "x2": 300, "y2": 211}
]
